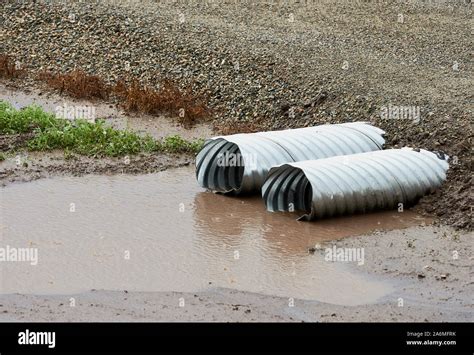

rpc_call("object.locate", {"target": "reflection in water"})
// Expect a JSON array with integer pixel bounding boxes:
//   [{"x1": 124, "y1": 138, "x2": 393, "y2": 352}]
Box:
[
  {"x1": 0, "y1": 167, "x2": 429, "y2": 305},
  {"x1": 193, "y1": 191, "x2": 430, "y2": 256}
]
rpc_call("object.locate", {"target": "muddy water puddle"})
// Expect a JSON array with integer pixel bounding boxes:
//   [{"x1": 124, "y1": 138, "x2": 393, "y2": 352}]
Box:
[
  {"x1": 0, "y1": 84, "x2": 212, "y2": 140},
  {"x1": 0, "y1": 167, "x2": 431, "y2": 305}
]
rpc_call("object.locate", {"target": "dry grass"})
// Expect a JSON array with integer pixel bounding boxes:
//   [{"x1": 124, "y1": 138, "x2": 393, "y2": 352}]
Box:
[
  {"x1": 38, "y1": 70, "x2": 110, "y2": 100},
  {"x1": 213, "y1": 119, "x2": 264, "y2": 135},
  {"x1": 0, "y1": 54, "x2": 26, "y2": 79},
  {"x1": 113, "y1": 79, "x2": 210, "y2": 127},
  {"x1": 2, "y1": 58, "x2": 211, "y2": 127}
]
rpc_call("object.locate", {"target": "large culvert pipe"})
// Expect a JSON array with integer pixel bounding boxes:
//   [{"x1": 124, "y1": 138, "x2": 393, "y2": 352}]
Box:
[
  {"x1": 262, "y1": 148, "x2": 449, "y2": 220},
  {"x1": 196, "y1": 122, "x2": 385, "y2": 194}
]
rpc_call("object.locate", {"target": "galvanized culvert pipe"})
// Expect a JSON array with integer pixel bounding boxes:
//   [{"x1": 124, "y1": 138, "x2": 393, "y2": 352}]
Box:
[
  {"x1": 262, "y1": 148, "x2": 449, "y2": 220},
  {"x1": 196, "y1": 122, "x2": 385, "y2": 194}
]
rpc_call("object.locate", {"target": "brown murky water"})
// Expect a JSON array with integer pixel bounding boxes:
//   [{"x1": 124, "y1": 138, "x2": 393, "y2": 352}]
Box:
[
  {"x1": 0, "y1": 84, "x2": 212, "y2": 140},
  {"x1": 0, "y1": 167, "x2": 432, "y2": 305}
]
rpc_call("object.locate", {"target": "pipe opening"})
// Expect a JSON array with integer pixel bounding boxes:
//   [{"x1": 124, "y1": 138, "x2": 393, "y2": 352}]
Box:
[
  {"x1": 196, "y1": 138, "x2": 245, "y2": 193},
  {"x1": 263, "y1": 166, "x2": 313, "y2": 214}
]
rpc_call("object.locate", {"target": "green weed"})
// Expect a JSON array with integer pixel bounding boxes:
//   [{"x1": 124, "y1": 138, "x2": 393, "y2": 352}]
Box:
[{"x1": 0, "y1": 101, "x2": 204, "y2": 157}]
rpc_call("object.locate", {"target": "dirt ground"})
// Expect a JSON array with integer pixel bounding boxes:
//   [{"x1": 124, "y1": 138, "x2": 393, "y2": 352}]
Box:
[
  {"x1": 0, "y1": 225, "x2": 471, "y2": 322},
  {"x1": 0, "y1": 149, "x2": 192, "y2": 186}
]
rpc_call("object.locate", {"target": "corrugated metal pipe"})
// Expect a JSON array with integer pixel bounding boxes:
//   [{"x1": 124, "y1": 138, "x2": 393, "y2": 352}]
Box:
[
  {"x1": 262, "y1": 148, "x2": 449, "y2": 220},
  {"x1": 196, "y1": 122, "x2": 385, "y2": 194}
]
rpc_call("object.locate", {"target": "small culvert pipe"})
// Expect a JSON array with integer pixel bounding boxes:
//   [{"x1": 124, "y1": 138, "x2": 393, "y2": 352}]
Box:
[
  {"x1": 262, "y1": 148, "x2": 449, "y2": 220},
  {"x1": 196, "y1": 122, "x2": 385, "y2": 194}
]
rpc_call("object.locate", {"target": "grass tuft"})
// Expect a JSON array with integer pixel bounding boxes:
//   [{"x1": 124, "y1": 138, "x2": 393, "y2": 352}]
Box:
[
  {"x1": 27, "y1": 119, "x2": 159, "y2": 157},
  {"x1": 160, "y1": 135, "x2": 205, "y2": 153},
  {"x1": 0, "y1": 101, "x2": 204, "y2": 157},
  {"x1": 0, "y1": 101, "x2": 63, "y2": 134}
]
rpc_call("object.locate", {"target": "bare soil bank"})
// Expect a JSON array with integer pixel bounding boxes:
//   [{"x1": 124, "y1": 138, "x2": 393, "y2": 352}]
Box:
[{"x1": 0, "y1": 150, "x2": 192, "y2": 186}]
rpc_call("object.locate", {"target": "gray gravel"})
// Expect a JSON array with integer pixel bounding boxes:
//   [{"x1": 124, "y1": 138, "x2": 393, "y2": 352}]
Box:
[{"x1": 2, "y1": 1, "x2": 471, "y2": 123}]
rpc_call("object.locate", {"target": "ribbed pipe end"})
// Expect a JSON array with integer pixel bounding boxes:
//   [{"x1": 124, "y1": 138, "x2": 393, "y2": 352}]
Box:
[
  {"x1": 262, "y1": 165, "x2": 313, "y2": 215},
  {"x1": 195, "y1": 138, "x2": 245, "y2": 194}
]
